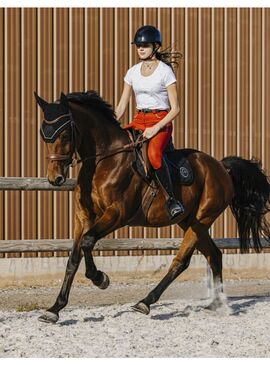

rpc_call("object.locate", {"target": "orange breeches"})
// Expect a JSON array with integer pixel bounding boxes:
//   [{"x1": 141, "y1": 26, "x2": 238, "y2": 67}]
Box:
[{"x1": 123, "y1": 111, "x2": 172, "y2": 170}]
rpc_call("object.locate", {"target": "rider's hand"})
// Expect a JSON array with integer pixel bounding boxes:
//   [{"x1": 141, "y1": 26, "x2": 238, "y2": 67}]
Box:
[{"x1": 143, "y1": 125, "x2": 160, "y2": 139}]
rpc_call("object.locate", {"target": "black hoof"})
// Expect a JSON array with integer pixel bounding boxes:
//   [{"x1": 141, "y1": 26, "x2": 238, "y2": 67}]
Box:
[
  {"x1": 38, "y1": 311, "x2": 59, "y2": 323},
  {"x1": 97, "y1": 272, "x2": 110, "y2": 290},
  {"x1": 131, "y1": 302, "x2": 150, "y2": 315},
  {"x1": 90, "y1": 271, "x2": 110, "y2": 290}
]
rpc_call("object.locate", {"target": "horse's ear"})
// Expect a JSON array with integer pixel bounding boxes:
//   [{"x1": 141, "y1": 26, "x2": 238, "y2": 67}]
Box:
[
  {"x1": 34, "y1": 92, "x2": 48, "y2": 111},
  {"x1": 60, "y1": 92, "x2": 69, "y2": 110}
]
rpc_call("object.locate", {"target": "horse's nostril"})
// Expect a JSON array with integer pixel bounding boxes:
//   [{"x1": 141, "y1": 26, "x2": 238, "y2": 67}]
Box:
[{"x1": 54, "y1": 175, "x2": 65, "y2": 186}]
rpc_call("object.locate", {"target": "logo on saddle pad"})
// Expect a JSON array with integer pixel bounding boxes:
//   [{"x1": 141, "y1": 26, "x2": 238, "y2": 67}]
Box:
[
  {"x1": 179, "y1": 166, "x2": 189, "y2": 179},
  {"x1": 168, "y1": 153, "x2": 194, "y2": 185}
]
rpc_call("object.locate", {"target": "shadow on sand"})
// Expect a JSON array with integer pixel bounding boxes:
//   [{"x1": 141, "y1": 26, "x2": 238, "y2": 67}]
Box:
[
  {"x1": 149, "y1": 294, "x2": 270, "y2": 320},
  {"x1": 227, "y1": 294, "x2": 270, "y2": 316},
  {"x1": 58, "y1": 294, "x2": 270, "y2": 323}
]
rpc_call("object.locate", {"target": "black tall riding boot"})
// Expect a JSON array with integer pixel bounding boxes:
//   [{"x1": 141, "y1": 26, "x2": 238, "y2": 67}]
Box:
[{"x1": 155, "y1": 159, "x2": 185, "y2": 219}]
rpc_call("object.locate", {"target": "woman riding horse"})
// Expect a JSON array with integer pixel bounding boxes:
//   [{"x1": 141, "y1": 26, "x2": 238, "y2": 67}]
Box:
[
  {"x1": 116, "y1": 25, "x2": 184, "y2": 219},
  {"x1": 35, "y1": 88, "x2": 270, "y2": 323}
]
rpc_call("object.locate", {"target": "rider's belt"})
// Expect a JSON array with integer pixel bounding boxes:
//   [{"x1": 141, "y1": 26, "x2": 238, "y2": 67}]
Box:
[{"x1": 137, "y1": 109, "x2": 169, "y2": 113}]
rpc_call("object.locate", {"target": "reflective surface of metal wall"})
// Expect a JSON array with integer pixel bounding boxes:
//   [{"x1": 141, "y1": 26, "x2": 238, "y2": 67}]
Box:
[{"x1": 0, "y1": 8, "x2": 269, "y2": 244}]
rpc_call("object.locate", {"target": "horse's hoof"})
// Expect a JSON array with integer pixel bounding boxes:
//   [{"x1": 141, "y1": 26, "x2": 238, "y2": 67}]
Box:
[
  {"x1": 38, "y1": 311, "x2": 59, "y2": 323},
  {"x1": 131, "y1": 302, "x2": 150, "y2": 315},
  {"x1": 205, "y1": 298, "x2": 223, "y2": 311},
  {"x1": 97, "y1": 272, "x2": 110, "y2": 290}
]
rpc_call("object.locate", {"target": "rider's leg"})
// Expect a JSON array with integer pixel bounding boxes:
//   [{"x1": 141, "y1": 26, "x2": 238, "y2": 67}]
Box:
[{"x1": 148, "y1": 127, "x2": 185, "y2": 219}]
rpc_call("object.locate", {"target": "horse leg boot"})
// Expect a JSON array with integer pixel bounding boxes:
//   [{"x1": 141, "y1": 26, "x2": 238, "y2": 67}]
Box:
[
  {"x1": 132, "y1": 226, "x2": 197, "y2": 315},
  {"x1": 81, "y1": 205, "x2": 121, "y2": 289},
  {"x1": 155, "y1": 158, "x2": 184, "y2": 219}
]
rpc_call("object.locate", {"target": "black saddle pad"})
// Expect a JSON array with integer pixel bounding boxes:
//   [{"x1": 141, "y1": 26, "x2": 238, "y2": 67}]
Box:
[
  {"x1": 165, "y1": 150, "x2": 194, "y2": 186},
  {"x1": 128, "y1": 129, "x2": 194, "y2": 186}
]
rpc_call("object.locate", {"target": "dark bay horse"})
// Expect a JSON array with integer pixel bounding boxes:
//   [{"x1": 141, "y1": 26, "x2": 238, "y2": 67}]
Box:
[{"x1": 35, "y1": 91, "x2": 270, "y2": 323}]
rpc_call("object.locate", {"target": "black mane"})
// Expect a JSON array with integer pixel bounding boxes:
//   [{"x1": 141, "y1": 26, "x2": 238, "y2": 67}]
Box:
[{"x1": 66, "y1": 91, "x2": 120, "y2": 127}]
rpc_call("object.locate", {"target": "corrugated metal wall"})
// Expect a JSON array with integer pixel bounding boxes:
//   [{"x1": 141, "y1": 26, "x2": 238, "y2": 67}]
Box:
[{"x1": 0, "y1": 8, "x2": 270, "y2": 246}]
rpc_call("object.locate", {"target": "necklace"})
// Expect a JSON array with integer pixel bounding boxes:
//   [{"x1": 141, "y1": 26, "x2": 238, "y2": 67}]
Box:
[{"x1": 142, "y1": 60, "x2": 157, "y2": 70}]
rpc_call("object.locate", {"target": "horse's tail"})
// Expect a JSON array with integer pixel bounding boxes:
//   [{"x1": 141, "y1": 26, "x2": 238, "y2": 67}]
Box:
[{"x1": 221, "y1": 156, "x2": 270, "y2": 253}]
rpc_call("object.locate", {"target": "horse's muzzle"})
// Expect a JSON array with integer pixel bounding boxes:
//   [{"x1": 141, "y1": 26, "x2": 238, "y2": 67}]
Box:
[{"x1": 49, "y1": 175, "x2": 66, "y2": 186}]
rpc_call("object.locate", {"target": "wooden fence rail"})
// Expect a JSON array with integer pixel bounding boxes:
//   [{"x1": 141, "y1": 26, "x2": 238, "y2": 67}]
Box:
[
  {"x1": 0, "y1": 177, "x2": 76, "y2": 191},
  {"x1": 0, "y1": 238, "x2": 270, "y2": 254}
]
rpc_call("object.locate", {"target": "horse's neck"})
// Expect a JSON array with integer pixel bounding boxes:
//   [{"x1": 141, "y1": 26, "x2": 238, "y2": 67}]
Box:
[
  {"x1": 95, "y1": 123, "x2": 129, "y2": 150},
  {"x1": 77, "y1": 113, "x2": 129, "y2": 160}
]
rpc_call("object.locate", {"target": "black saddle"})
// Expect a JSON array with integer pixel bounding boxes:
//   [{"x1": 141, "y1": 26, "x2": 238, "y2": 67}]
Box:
[{"x1": 128, "y1": 129, "x2": 194, "y2": 186}]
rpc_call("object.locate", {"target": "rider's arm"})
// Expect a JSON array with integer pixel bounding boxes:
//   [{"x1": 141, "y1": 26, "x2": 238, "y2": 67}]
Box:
[
  {"x1": 142, "y1": 82, "x2": 180, "y2": 139},
  {"x1": 115, "y1": 82, "x2": 132, "y2": 120},
  {"x1": 155, "y1": 82, "x2": 180, "y2": 130}
]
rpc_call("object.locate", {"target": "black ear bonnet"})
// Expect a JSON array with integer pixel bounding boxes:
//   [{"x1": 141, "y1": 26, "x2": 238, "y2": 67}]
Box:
[{"x1": 40, "y1": 113, "x2": 71, "y2": 143}]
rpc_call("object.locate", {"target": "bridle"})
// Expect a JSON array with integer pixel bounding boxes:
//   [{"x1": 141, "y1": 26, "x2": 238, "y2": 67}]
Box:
[
  {"x1": 43, "y1": 112, "x2": 80, "y2": 166},
  {"x1": 42, "y1": 111, "x2": 146, "y2": 168}
]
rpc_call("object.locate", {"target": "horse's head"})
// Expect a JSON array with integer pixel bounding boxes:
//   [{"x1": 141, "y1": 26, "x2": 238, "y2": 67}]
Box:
[{"x1": 35, "y1": 92, "x2": 75, "y2": 186}]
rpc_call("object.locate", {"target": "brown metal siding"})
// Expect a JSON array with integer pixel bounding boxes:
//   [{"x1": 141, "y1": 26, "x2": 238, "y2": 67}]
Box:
[
  {"x1": 0, "y1": 8, "x2": 270, "y2": 245},
  {"x1": 0, "y1": 9, "x2": 4, "y2": 239},
  {"x1": 5, "y1": 9, "x2": 21, "y2": 241},
  {"x1": 225, "y1": 9, "x2": 237, "y2": 239},
  {"x1": 22, "y1": 8, "x2": 37, "y2": 240},
  {"x1": 265, "y1": 11, "x2": 270, "y2": 172},
  {"x1": 38, "y1": 8, "x2": 54, "y2": 240}
]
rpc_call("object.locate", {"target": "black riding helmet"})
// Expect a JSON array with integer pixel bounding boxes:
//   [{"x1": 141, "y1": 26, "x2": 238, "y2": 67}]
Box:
[{"x1": 132, "y1": 25, "x2": 162, "y2": 46}]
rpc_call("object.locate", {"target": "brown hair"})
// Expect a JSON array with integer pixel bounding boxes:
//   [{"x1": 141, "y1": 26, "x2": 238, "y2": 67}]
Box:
[{"x1": 155, "y1": 45, "x2": 182, "y2": 72}]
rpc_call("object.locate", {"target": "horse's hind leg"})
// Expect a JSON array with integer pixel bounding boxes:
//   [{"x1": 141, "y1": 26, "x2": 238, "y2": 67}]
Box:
[
  {"x1": 132, "y1": 206, "x2": 226, "y2": 315},
  {"x1": 132, "y1": 224, "x2": 199, "y2": 315},
  {"x1": 196, "y1": 234, "x2": 224, "y2": 309}
]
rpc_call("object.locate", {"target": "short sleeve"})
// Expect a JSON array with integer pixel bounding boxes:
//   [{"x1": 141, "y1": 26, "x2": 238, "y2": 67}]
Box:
[
  {"x1": 124, "y1": 68, "x2": 133, "y2": 86},
  {"x1": 163, "y1": 66, "x2": 177, "y2": 87}
]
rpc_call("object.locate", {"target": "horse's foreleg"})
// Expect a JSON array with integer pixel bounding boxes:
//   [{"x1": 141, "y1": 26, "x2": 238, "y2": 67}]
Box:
[
  {"x1": 38, "y1": 243, "x2": 83, "y2": 323},
  {"x1": 38, "y1": 214, "x2": 85, "y2": 323},
  {"x1": 132, "y1": 225, "x2": 198, "y2": 315},
  {"x1": 83, "y1": 248, "x2": 110, "y2": 289},
  {"x1": 81, "y1": 205, "x2": 121, "y2": 289}
]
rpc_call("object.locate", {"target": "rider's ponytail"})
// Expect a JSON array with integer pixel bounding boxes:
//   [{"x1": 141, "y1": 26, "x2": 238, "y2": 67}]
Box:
[{"x1": 155, "y1": 46, "x2": 182, "y2": 72}]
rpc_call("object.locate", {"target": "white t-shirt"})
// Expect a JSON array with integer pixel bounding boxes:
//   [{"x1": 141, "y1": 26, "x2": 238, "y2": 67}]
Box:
[{"x1": 124, "y1": 61, "x2": 176, "y2": 110}]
